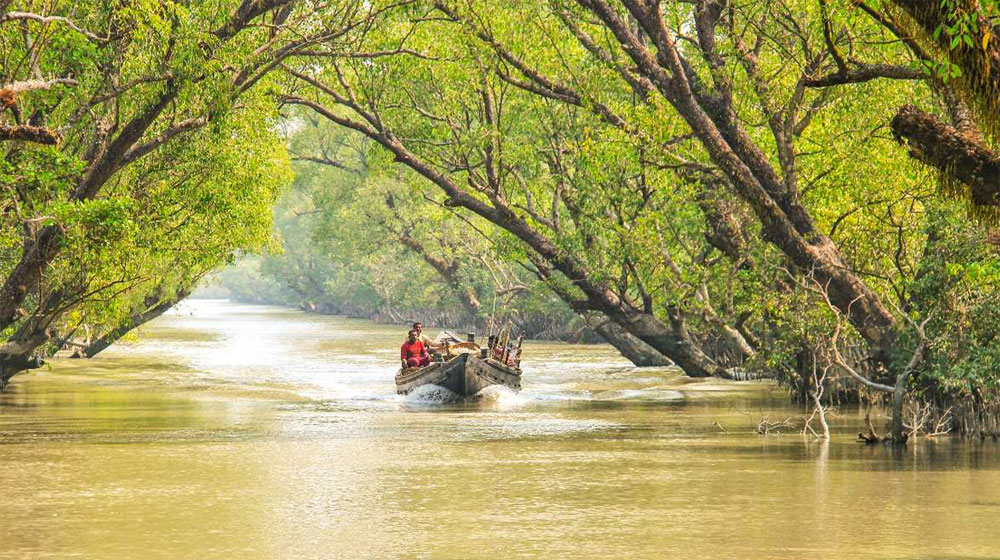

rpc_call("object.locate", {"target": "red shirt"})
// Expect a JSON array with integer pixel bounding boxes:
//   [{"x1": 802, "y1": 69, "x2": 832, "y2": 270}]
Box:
[{"x1": 401, "y1": 339, "x2": 428, "y2": 361}]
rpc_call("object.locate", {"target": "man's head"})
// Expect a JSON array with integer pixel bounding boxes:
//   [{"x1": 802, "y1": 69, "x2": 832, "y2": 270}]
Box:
[
  {"x1": 407, "y1": 329, "x2": 418, "y2": 342},
  {"x1": 412, "y1": 322, "x2": 423, "y2": 333}
]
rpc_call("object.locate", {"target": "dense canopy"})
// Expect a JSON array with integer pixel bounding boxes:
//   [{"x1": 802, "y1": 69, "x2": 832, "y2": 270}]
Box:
[{"x1": 4, "y1": 0, "x2": 1000, "y2": 440}]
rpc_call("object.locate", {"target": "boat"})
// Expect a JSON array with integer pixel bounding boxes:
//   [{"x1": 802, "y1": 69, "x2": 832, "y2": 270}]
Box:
[{"x1": 395, "y1": 352, "x2": 522, "y2": 397}]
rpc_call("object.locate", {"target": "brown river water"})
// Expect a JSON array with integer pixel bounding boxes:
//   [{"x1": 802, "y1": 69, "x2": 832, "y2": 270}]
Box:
[{"x1": 2, "y1": 299, "x2": 999, "y2": 559}]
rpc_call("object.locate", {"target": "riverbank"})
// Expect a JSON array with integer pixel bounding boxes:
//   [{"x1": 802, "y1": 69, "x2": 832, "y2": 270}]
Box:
[{"x1": 2, "y1": 300, "x2": 999, "y2": 559}]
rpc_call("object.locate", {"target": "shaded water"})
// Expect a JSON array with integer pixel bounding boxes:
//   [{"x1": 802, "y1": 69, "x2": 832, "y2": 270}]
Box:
[{"x1": 2, "y1": 300, "x2": 999, "y2": 559}]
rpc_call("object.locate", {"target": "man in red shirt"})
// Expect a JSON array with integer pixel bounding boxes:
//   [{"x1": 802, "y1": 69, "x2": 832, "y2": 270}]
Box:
[{"x1": 401, "y1": 329, "x2": 431, "y2": 369}]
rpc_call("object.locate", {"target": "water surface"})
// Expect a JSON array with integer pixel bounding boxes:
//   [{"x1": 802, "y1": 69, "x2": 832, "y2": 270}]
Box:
[{"x1": 2, "y1": 300, "x2": 999, "y2": 559}]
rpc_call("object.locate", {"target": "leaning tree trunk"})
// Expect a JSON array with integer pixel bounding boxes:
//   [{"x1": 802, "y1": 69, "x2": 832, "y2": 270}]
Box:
[
  {"x1": 80, "y1": 289, "x2": 190, "y2": 358},
  {"x1": 287, "y1": 85, "x2": 728, "y2": 378},
  {"x1": 0, "y1": 289, "x2": 67, "y2": 387},
  {"x1": 0, "y1": 353, "x2": 43, "y2": 389},
  {"x1": 891, "y1": 104, "x2": 1000, "y2": 205},
  {"x1": 583, "y1": 311, "x2": 671, "y2": 367},
  {"x1": 0, "y1": 83, "x2": 180, "y2": 332},
  {"x1": 481, "y1": 202, "x2": 728, "y2": 377},
  {"x1": 886, "y1": 2, "x2": 1000, "y2": 207},
  {"x1": 529, "y1": 257, "x2": 674, "y2": 368}
]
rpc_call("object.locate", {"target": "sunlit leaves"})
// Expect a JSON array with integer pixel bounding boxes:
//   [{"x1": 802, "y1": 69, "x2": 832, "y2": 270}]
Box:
[{"x1": 0, "y1": 0, "x2": 296, "y2": 344}]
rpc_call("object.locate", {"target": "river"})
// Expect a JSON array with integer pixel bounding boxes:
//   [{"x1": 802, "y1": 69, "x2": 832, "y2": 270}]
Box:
[{"x1": 1, "y1": 299, "x2": 998, "y2": 559}]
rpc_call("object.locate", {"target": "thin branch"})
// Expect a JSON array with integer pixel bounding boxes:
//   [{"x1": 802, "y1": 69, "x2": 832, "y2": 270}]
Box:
[
  {"x1": 805, "y1": 63, "x2": 925, "y2": 87},
  {"x1": 120, "y1": 115, "x2": 210, "y2": 166},
  {"x1": 0, "y1": 11, "x2": 109, "y2": 43}
]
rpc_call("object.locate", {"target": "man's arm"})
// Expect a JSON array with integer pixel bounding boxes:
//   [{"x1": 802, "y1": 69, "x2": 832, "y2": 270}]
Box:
[{"x1": 421, "y1": 334, "x2": 439, "y2": 350}]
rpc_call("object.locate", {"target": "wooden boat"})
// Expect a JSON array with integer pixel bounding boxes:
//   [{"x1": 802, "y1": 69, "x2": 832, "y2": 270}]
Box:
[{"x1": 395, "y1": 353, "x2": 522, "y2": 397}]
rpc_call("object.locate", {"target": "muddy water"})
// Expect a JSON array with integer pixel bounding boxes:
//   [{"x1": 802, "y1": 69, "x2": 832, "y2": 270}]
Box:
[{"x1": 1, "y1": 300, "x2": 999, "y2": 559}]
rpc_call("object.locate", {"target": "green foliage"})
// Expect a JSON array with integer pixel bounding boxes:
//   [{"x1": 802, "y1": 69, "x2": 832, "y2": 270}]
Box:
[
  {"x1": 908, "y1": 203, "x2": 1000, "y2": 394},
  {"x1": 218, "y1": 113, "x2": 578, "y2": 336},
  {"x1": 0, "y1": 0, "x2": 293, "y2": 354},
  {"x1": 6, "y1": 0, "x2": 1000, "y2": 416},
  {"x1": 266, "y1": 0, "x2": 1000, "y2": 407}
]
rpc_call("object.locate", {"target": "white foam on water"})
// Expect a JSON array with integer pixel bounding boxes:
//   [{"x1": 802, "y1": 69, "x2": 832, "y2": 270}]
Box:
[
  {"x1": 400, "y1": 384, "x2": 461, "y2": 404},
  {"x1": 472, "y1": 385, "x2": 526, "y2": 406}
]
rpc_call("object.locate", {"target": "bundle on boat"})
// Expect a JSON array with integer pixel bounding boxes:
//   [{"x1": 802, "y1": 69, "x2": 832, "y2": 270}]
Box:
[{"x1": 395, "y1": 327, "x2": 523, "y2": 398}]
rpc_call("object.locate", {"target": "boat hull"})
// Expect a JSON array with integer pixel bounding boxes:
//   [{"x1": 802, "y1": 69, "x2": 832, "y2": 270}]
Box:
[{"x1": 395, "y1": 353, "x2": 521, "y2": 397}]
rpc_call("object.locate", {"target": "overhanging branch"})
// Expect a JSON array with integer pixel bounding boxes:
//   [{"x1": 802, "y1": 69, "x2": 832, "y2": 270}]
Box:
[{"x1": 891, "y1": 104, "x2": 1000, "y2": 206}]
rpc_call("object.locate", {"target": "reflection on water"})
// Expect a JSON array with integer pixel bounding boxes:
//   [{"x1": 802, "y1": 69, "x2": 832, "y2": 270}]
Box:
[{"x1": 1, "y1": 299, "x2": 999, "y2": 559}]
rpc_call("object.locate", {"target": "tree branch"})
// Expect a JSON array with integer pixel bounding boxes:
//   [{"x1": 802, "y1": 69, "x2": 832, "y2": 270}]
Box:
[
  {"x1": 120, "y1": 115, "x2": 210, "y2": 166},
  {"x1": 805, "y1": 63, "x2": 925, "y2": 87},
  {"x1": 891, "y1": 104, "x2": 1000, "y2": 206},
  {"x1": 0, "y1": 11, "x2": 108, "y2": 42},
  {"x1": 0, "y1": 123, "x2": 60, "y2": 144}
]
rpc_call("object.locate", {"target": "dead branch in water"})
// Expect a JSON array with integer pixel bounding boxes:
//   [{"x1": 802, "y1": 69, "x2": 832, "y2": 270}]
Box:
[
  {"x1": 904, "y1": 401, "x2": 953, "y2": 438},
  {"x1": 757, "y1": 414, "x2": 795, "y2": 435},
  {"x1": 730, "y1": 405, "x2": 798, "y2": 436}
]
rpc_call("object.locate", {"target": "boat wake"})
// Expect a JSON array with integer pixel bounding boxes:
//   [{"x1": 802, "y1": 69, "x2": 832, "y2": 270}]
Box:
[
  {"x1": 472, "y1": 385, "x2": 526, "y2": 406},
  {"x1": 398, "y1": 383, "x2": 526, "y2": 406},
  {"x1": 401, "y1": 384, "x2": 461, "y2": 404}
]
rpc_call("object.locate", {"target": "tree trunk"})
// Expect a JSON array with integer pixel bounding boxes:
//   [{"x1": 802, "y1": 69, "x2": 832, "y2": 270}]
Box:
[
  {"x1": 696, "y1": 179, "x2": 749, "y2": 262},
  {"x1": 478, "y1": 205, "x2": 727, "y2": 377},
  {"x1": 570, "y1": 1, "x2": 900, "y2": 369},
  {"x1": 716, "y1": 323, "x2": 757, "y2": 362},
  {"x1": 0, "y1": 0, "x2": 287, "y2": 335},
  {"x1": 0, "y1": 353, "x2": 43, "y2": 389},
  {"x1": 601, "y1": 307, "x2": 728, "y2": 377},
  {"x1": 381, "y1": 193, "x2": 482, "y2": 318},
  {"x1": 887, "y1": 2, "x2": 1000, "y2": 207},
  {"x1": 81, "y1": 290, "x2": 189, "y2": 358},
  {"x1": 583, "y1": 311, "x2": 671, "y2": 367},
  {"x1": 0, "y1": 226, "x2": 62, "y2": 331},
  {"x1": 0, "y1": 123, "x2": 61, "y2": 143},
  {"x1": 526, "y1": 244, "x2": 720, "y2": 375},
  {"x1": 0, "y1": 288, "x2": 67, "y2": 387},
  {"x1": 891, "y1": 104, "x2": 1000, "y2": 205},
  {"x1": 291, "y1": 93, "x2": 729, "y2": 378},
  {"x1": 889, "y1": 368, "x2": 910, "y2": 444}
]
